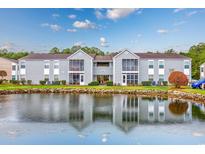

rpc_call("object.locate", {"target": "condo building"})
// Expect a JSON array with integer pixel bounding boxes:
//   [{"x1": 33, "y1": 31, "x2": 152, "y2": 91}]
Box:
[
  {"x1": 1, "y1": 49, "x2": 191, "y2": 85},
  {"x1": 200, "y1": 62, "x2": 205, "y2": 79}
]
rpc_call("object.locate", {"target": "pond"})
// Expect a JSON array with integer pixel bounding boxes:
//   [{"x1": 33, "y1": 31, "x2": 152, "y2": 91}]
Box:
[{"x1": 0, "y1": 94, "x2": 205, "y2": 145}]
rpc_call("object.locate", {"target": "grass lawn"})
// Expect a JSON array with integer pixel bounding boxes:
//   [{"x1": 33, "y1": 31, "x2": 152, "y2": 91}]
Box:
[
  {"x1": 0, "y1": 84, "x2": 205, "y2": 95},
  {"x1": 0, "y1": 84, "x2": 168, "y2": 91}
]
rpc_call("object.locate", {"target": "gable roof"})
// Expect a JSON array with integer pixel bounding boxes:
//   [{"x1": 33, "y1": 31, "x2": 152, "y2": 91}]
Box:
[
  {"x1": 113, "y1": 49, "x2": 140, "y2": 59},
  {"x1": 0, "y1": 57, "x2": 18, "y2": 63},
  {"x1": 135, "y1": 53, "x2": 191, "y2": 59},
  {"x1": 94, "y1": 55, "x2": 113, "y2": 61},
  {"x1": 67, "y1": 49, "x2": 94, "y2": 59},
  {"x1": 19, "y1": 53, "x2": 71, "y2": 60}
]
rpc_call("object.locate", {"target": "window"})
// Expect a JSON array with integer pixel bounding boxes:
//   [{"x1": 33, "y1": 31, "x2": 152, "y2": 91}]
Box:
[
  {"x1": 122, "y1": 59, "x2": 138, "y2": 71},
  {"x1": 54, "y1": 63, "x2": 59, "y2": 69},
  {"x1": 12, "y1": 75, "x2": 16, "y2": 80},
  {"x1": 20, "y1": 75, "x2": 26, "y2": 80},
  {"x1": 54, "y1": 75, "x2": 59, "y2": 81},
  {"x1": 80, "y1": 75, "x2": 84, "y2": 82},
  {"x1": 12, "y1": 65, "x2": 16, "y2": 71},
  {"x1": 158, "y1": 60, "x2": 164, "y2": 69},
  {"x1": 69, "y1": 73, "x2": 80, "y2": 84},
  {"x1": 20, "y1": 62, "x2": 25, "y2": 69},
  {"x1": 69, "y1": 60, "x2": 84, "y2": 71},
  {"x1": 44, "y1": 75, "x2": 49, "y2": 81},
  {"x1": 126, "y1": 73, "x2": 138, "y2": 85},
  {"x1": 148, "y1": 75, "x2": 154, "y2": 81},
  {"x1": 159, "y1": 75, "x2": 164, "y2": 81},
  {"x1": 201, "y1": 67, "x2": 204, "y2": 73},
  {"x1": 148, "y1": 60, "x2": 154, "y2": 69},
  {"x1": 184, "y1": 61, "x2": 190, "y2": 69},
  {"x1": 44, "y1": 63, "x2": 50, "y2": 69},
  {"x1": 96, "y1": 62, "x2": 109, "y2": 67}
]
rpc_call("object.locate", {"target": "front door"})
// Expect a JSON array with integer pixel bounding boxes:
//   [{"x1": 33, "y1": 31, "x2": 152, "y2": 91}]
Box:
[
  {"x1": 122, "y1": 74, "x2": 127, "y2": 86},
  {"x1": 80, "y1": 74, "x2": 84, "y2": 85}
]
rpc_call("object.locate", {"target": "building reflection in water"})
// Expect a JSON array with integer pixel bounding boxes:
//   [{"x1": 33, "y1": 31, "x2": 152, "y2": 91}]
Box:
[{"x1": 1, "y1": 94, "x2": 192, "y2": 132}]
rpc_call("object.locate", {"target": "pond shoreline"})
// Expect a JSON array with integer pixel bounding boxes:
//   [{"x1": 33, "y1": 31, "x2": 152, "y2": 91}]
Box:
[{"x1": 0, "y1": 88, "x2": 205, "y2": 103}]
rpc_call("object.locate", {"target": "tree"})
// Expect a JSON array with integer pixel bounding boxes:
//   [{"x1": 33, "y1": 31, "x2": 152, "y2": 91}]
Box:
[
  {"x1": 62, "y1": 48, "x2": 71, "y2": 54},
  {"x1": 165, "y1": 49, "x2": 176, "y2": 54},
  {"x1": 0, "y1": 70, "x2": 7, "y2": 79},
  {"x1": 50, "y1": 47, "x2": 60, "y2": 54},
  {"x1": 168, "y1": 71, "x2": 188, "y2": 88},
  {"x1": 71, "y1": 45, "x2": 81, "y2": 53},
  {"x1": 169, "y1": 100, "x2": 188, "y2": 115}
]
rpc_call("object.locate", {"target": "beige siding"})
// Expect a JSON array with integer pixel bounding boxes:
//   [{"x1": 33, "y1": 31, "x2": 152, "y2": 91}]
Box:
[{"x1": 0, "y1": 57, "x2": 12, "y2": 80}]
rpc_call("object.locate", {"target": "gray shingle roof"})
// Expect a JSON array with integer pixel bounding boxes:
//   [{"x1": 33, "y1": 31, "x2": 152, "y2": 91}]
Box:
[
  {"x1": 135, "y1": 53, "x2": 191, "y2": 59},
  {"x1": 0, "y1": 57, "x2": 18, "y2": 63},
  {"x1": 19, "y1": 53, "x2": 71, "y2": 60}
]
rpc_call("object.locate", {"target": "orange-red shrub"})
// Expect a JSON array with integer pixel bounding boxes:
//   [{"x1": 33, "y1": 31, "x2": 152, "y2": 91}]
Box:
[{"x1": 168, "y1": 71, "x2": 188, "y2": 88}]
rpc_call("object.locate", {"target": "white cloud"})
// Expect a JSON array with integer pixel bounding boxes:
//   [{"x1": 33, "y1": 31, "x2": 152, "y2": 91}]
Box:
[
  {"x1": 0, "y1": 42, "x2": 19, "y2": 51},
  {"x1": 187, "y1": 11, "x2": 198, "y2": 16},
  {"x1": 173, "y1": 21, "x2": 186, "y2": 26},
  {"x1": 173, "y1": 8, "x2": 186, "y2": 13},
  {"x1": 100, "y1": 37, "x2": 109, "y2": 47},
  {"x1": 74, "y1": 41, "x2": 85, "y2": 46},
  {"x1": 67, "y1": 28, "x2": 77, "y2": 32},
  {"x1": 73, "y1": 19, "x2": 96, "y2": 29},
  {"x1": 106, "y1": 8, "x2": 137, "y2": 20},
  {"x1": 52, "y1": 13, "x2": 60, "y2": 18},
  {"x1": 95, "y1": 9, "x2": 104, "y2": 19},
  {"x1": 41, "y1": 23, "x2": 61, "y2": 32},
  {"x1": 68, "y1": 14, "x2": 76, "y2": 19},
  {"x1": 157, "y1": 29, "x2": 169, "y2": 34}
]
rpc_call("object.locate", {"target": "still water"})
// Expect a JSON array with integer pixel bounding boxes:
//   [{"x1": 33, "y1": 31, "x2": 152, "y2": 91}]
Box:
[{"x1": 0, "y1": 94, "x2": 205, "y2": 145}]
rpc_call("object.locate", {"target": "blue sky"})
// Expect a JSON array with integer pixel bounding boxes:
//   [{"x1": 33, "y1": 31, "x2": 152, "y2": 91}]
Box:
[{"x1": 0, "y1": 8, "x2": 205, "y2": 53}]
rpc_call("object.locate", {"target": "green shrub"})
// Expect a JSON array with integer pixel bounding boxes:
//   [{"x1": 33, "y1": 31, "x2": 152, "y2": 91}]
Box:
[
  {"x1": 0, "y1": 80, "x2": 3, "y2": 84},
  {"x1": 27, "y1": 80, "x2": 32, "y2": 85},
  {"x1": 141, "y1": 81, "x2": 152, "y2": 86},
  {"x1": 61, "y1": 80, "x2": 66, "y2": 85},
  {"x1": 52, "y1": 81, "x2": 61, "y2": 85},
  {"x1": 10, "y1": 80, "x2": 20, "y2": 84},
  {"x1": 162, "y1": 81, "x2": 168, "y2": 86},
  {"x1": 106, "y1": 81, "x2": 113, "y2": 86},
  {"x1": 20, "y1": 80, "x2": 26, "y2": 85},
  {"x1": 88, "y1": 81, "x2": 99, "y2": 86},
  {"x1": 39, "y1": 80, "x2": 46, "y2": 85}
]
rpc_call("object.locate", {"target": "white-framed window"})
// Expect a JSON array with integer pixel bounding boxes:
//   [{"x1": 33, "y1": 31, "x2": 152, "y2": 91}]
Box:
[
  {"x1": 54, "y1": 75, "x2": 59, "y2": 81},
  {"x1": 184, "y1": 60, "x2": 190, "y2": 69},
  {"x1": 20, "y1": 62, "x2": 26, "y2": 69},
  {"x1": 148, "y1": 75, "x2": 154, "y2": 81},
  {"x1": 12, "y1": 65, "x2": 16, "y2": 71},
  {"x1": 159, "y1": 75, "x2": 164, "y2": 81},
  {"x1": 44, "y1": 63, "x2": 50, "y2": 69},
  {"x1": 148, "y1": 60, "x2": 154, "y2": 69},
  {"x1": 200, "y1": 66, "x2": 204, "y2": 73},
  {"x1": 54, "y1": 62, "x2": 59, "y2": 69},
  {"x1": 44, "y1": 75, "x2": 49, "y2": 81},
  {"x1": 158, "y1": 60, "x2": 164, "y2": 69},
  {"x1": 20, "y1": 75, "x2": 26, "y2": 80}
]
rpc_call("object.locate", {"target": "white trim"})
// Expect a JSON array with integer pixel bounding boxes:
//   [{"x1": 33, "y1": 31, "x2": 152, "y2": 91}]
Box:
[
  {"x1": 113, "y1": 49, "x2": 140, "y2": 59},
  {"x1": 91, "y1": 58, "x2": 93, "y2": 82},
  {"x1": 68, "y1": 71, "x2": 85, "y2": 73},
  {"x1": 67, "y1": 49, "x2": 94, "y2": 60},
  {"x1": 113, "y1": 58, "x2": 115, "y2": 83},
  {"x1": 122, "y1": 71, "x2": 139, "y2": 73}
]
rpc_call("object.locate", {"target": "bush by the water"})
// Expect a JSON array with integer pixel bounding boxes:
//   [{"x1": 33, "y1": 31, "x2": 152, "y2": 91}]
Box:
[
  {"x1": 88, "y1": 81, "x2": 99, "y2": 86},
  {"x1": 142, "y1": 81, "x2": 152, "y2": 86},
  {"x1": 106, "y1": 81, "x2": 113, "y2": 86},
  {"x1": 61, "y1": 80, "x2": 66, "y2": 85},
  {"x1": 39, "y1": 80, "x2": 46, "y2": 85},
  {"x1": 10, "y1": 80, "x2": 20, "y2": 84},
  {"x1": 52, "y1": 81, "x2": 61, "y2": 85},
  {"x1": 20, "y1": 80, "x2": 26, "y2": 85},
  {"x1": 27, "y1": 80, "x2": 32, "y2": 85}
]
